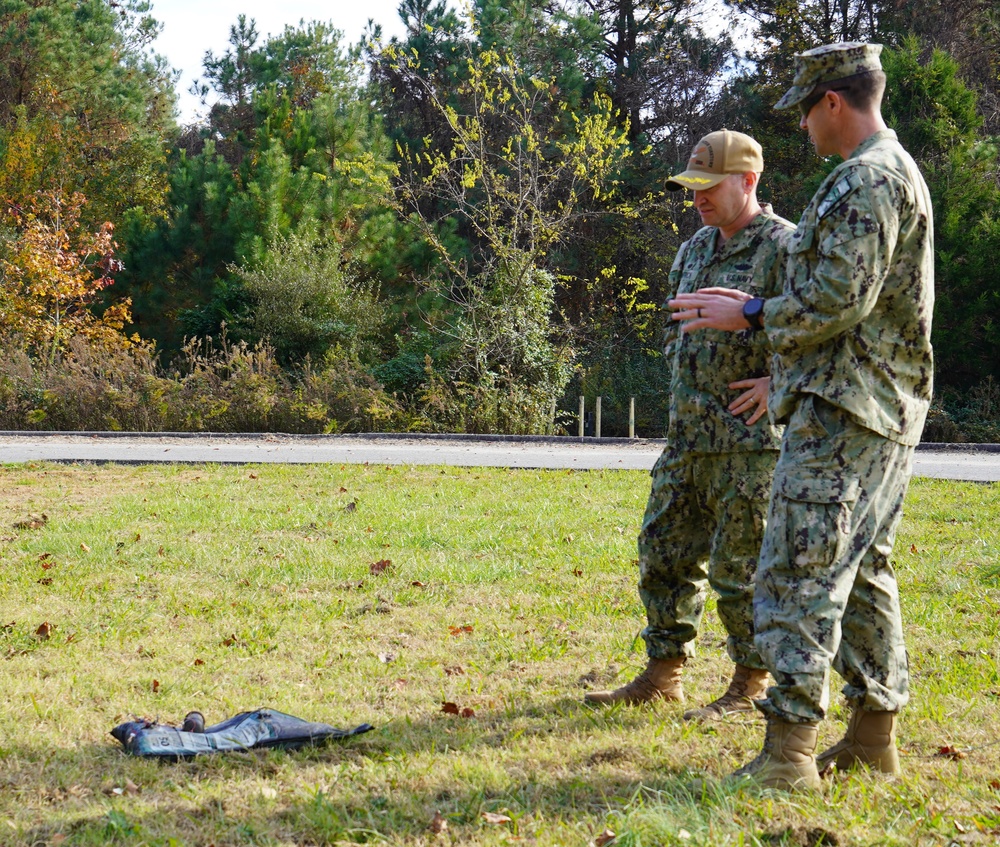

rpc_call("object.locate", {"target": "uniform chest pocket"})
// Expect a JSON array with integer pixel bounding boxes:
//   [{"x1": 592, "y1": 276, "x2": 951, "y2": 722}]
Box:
[
  {"x1": 721, "y1": 272, "x2": 755, "y2": 293},
  {"x1": 679, "y1": 268, "x2": 700, "y2": 293}
]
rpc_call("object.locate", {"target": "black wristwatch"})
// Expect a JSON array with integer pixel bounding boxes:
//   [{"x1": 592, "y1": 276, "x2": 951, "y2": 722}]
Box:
[{"x1": 742, "y1": 297, "x2": 766, "y2": 331}]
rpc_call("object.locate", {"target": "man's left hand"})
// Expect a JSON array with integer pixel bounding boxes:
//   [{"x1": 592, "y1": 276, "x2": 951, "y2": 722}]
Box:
[{"x1": 669, "y1": 287, "x2": 752, "y2": 332}]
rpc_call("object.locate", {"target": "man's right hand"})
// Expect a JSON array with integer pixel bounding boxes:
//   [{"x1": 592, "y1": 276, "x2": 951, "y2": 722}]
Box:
[{"x1": 728, "y1": 376, "x2": 770, "y2": 425}]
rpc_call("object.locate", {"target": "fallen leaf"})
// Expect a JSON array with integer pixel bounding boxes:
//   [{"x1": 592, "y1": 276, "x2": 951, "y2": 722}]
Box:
[
  {"x1": 990, "y1": 779, "x2": 1000, "y2": 791},
  {"x1": 563, "y1": 534, "x2": 574, "y2": 543},
  {"x1": 51, "y1": 835, "x2": 68, "y2": 845},
  {"x1": 124, "y1": 779, "x2": 140, "y2": 795},
  {"x1": 955, "y1": 820, "x2": 967, "y2": 833},
  {"x1": 938, "y1": 745, "x2": 967, "y2": 760},
  {"x1": 80, "y1": 543, "x2": 90, "y2": 552},
  {"x1": 594, "y1": 830, "x2": 617, "y2": 847},
  {"x1": 151, "y1": 679, "x2": 160, "y2": 693},
  {"x1": 411, "y1": 581, "x2": 426, "y2": 587},
  {"x1": 35, "y1": 622, "x2": 52, "y2": 640},
  {"x1": 343, "y1": 501, "x2": 357, "y2": 512},
  {"x1": 429, "y1": 811, "x2": 448, "y2": 835},
  {"x1": 444, "y1": 665, "x2": 465, "y2": 676},
  {"x1": 481, "y1": 812, "x2": 512, "y2": 825},
  {"x1": 38, "y1": 552, "x2": 51, "y2": 561},
  {"x1": 260, "y1": 786, "x2": 277, "y2": 799},
  {"x1": 910, "y1": 544, "x2": 919, "y2": 554},
  {"x1": 460, "y1": 707, "x2": 476, "y2": 718},
  {"x1": 14, "y1": 514, "x2": 48, "y2": 530},
  {"x1": 573, "y1": 568, "x2": 583, "y2": 577},
  {"x1": 441, "y1": 702, "x2": 460, "y2": 715},
  {"x1": 193, "y1": 658, "x2": 205, "y2": 666},
  {"x1": 678, "y1": 830, "x2": 691, "y2": 841},
  {"x1": 369, "y1": 559, "x2": 393, "y2": 576},
  {"x1": 393, "y1": 679, "x2": 408, "y2": 690},
  {"x1": 448, "y1": 624, "x2": 474, "y2": 636},
  {"x1": 37, "y1": 577, "x2": 52, "y2": 586},
  {"x1": 378, "y1": 652, "x2": 395, "y2": 663},
  {"x1": 249, "y1": 474, "x2": 259, "y2": 480},
  {"x1": 40, "y1": 560, "x2": 53, "y2": 570}
]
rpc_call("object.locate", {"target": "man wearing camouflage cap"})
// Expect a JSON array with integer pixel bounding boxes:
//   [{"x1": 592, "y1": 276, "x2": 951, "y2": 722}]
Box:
[
  {"x1": 670, "y1": 43, "x2": 934, "y2": 789},
  {"x1": 586, "y1": 130, "x2": 794, "y2": 722}
]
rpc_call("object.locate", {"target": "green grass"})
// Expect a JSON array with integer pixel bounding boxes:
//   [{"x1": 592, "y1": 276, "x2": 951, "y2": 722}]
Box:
[{"x1": 0, "y1": 463, "x2": 997, "y2": 846}]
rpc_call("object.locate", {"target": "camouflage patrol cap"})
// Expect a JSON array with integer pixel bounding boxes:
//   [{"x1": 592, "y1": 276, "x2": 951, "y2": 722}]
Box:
[
  {"x1": 774, "y1": 42, "x2": 883, "y2": 111},
  {"x1": 665, "y1": 129, "x2": 763, "y2": 192}
]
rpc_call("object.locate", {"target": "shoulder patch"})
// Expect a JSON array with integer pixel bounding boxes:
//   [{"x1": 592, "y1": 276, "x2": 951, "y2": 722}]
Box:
[{"x1": 817, "y1": 174, "x2": 859, "y2": 219}]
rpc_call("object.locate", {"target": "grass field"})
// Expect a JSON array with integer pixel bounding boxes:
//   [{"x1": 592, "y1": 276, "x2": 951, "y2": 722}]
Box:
[{"x1": 0, "y1": 461, "x2": 997, "y2": 846}]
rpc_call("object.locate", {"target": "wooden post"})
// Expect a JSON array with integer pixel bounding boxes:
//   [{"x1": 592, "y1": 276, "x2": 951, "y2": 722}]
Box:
[
  {"x1": 629, "y1": 396, "x2": 635, "y2": 439},
  {"x1": 596, "y1": 396, "x2": 602, "y2": 439},
  {"x1": 578, "y1": 396, "x2": 585, "y2": 437}
]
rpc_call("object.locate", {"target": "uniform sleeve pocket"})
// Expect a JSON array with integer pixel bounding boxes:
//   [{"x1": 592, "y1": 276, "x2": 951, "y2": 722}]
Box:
[{"x1": 786, "y1": 225, "x2": 815, "y2": 256}]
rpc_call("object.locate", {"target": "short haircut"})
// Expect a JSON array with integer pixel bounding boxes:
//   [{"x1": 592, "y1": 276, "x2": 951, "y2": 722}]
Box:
[{"x1": 815, "y1": 69, "x2": 886, "y2": 112}]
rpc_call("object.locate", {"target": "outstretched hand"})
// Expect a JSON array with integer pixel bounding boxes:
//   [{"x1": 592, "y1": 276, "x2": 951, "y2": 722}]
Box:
[
  {"x1": 669, "y1": 288, "x2": 752, "y2": 332},
  {"x1": 729, "y1": 376, "x2": 770, "y2": 426}
]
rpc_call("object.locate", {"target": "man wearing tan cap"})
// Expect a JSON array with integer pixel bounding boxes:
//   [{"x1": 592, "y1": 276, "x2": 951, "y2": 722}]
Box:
[
  {"x1": 585, "y1": 130, "x2": 794, "y2": 721},
  {"x1": 670, "y1": 43, "x2": 934, "y2": 790}
]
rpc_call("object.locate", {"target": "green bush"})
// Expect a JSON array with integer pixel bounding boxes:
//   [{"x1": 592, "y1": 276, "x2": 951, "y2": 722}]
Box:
[{"x1": 0, "y1": 333, "x2": 402, "y2": 434}]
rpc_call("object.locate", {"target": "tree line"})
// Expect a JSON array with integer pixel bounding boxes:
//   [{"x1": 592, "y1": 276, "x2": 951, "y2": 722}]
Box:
[{"x1": 0, "y1": 0, "x2": 998, "y2": 439}]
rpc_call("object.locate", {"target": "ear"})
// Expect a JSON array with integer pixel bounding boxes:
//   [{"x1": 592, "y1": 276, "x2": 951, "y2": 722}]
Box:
[{"x1": 824, "y1": 90, "x2": 845, "y2": 115}]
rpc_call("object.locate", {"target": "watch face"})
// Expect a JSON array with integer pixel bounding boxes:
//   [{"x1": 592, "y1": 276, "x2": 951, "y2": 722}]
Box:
[{"x1": 743, "y1": 298, "x2": 764, "y2": 327}]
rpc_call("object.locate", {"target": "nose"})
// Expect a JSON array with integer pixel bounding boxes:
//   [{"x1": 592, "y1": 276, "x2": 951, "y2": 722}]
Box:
[{"x1": 799, "y1": 114, "x2": 809, "y2": 130}]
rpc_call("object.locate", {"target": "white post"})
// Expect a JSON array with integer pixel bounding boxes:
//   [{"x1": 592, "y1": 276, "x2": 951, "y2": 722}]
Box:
[
  {"x1": 596, "y1": 396, "x2": 602, "y2": 439},
  {"x1": 578, "y1": 396, "x2": 585, "y2": 438},
  {"x1": 629, "y1": 396, "x2": 635, "y2": 439}
]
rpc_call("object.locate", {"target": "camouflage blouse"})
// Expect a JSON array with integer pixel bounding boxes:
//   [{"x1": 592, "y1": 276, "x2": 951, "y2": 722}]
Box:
[
  {"x1": 763, "y1": 130, "x2": 935, "y2": 446},
  {"x1": 662, "y1": 211, "x2": 793, "y2": 454}
]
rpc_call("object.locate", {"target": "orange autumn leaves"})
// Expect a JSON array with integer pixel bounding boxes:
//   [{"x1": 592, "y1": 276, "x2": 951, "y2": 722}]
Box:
[{"x1": 1, "y1": 191, "x2": 136, "y2": 352}]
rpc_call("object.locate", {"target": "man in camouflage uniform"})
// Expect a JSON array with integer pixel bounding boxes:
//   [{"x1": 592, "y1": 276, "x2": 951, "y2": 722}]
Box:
[
  {"x1": 586, "y1": 130, "x2": 794, "y2": 721},
  {"x1": 670, "y1": 43, "x2": 934, "y2": 789}
]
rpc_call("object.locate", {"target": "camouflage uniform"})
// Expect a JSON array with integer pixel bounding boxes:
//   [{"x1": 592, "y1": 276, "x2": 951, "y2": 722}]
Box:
[
  {"x1": 639, "y1": 211, "x2": 792, "y2": 667},
  {"x1": 756, "y1": 128, "x2": 934, "y2": 722}
]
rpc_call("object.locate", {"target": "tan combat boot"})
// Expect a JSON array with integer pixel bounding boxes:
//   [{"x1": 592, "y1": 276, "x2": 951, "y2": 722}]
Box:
[
  {"x1": 683, "y1": 664, "x2": 769, "y2": 721},
  {"x1": 584, "y1": 657, "x2": 685, "y2": 706},
  {"x1": 730, "y1": 716, "x2": 821, "y2": 791},
  {"x1": 816, "y1": 709, "x2": 899, "y2": 774}
]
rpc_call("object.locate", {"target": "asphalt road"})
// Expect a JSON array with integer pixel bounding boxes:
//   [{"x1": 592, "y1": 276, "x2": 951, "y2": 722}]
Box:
[{"x1": 0, "y1": 432, "x2": 997, "y2": 481}]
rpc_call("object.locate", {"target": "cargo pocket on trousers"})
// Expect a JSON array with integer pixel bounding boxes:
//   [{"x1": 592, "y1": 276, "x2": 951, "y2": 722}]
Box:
[{"x1": 770, "y1": 471, "x2": 860, "y2": 572}]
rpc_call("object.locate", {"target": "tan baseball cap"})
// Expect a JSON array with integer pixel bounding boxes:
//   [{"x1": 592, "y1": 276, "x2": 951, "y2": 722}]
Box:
[
  {"x1": 665, "y1": 130, "x2": 763, "y2": 192},
  {"x1": 774, "y1": 42, "x2": 883, "y2": 110}
]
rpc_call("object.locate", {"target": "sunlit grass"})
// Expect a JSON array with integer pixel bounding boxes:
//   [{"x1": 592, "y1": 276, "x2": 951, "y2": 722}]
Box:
[{"x1": 0, "y1": 465, "x2": 996, "y2": 845}]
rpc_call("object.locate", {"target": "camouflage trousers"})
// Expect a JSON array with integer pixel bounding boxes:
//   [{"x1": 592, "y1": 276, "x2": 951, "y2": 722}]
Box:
[
  {"x1": 637, "y1": 447, "x2": 776, "y2": 667},
  {"x1": 755, "y1": 394, "x2": 913, "y2": 723}
]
